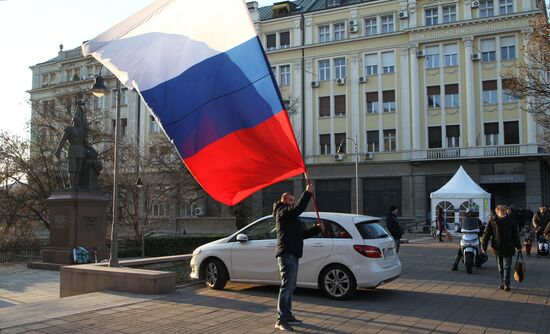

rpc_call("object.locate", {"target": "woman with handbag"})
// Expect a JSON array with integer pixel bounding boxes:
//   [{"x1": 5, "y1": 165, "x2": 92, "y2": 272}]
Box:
[{"x1": 481, "y1": 205, "x2": 521, "y2": 291}]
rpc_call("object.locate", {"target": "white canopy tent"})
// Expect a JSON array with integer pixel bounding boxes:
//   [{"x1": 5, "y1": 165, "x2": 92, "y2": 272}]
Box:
[{"x1": 430, "y1": 166, "x2": 492, "y2": 232}]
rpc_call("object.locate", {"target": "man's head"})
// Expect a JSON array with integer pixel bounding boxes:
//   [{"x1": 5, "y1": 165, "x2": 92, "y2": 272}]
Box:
[
  {"x1": 466, "y1": 207, "x2": 477, "y2": 217},
  {"x1": 539, "y1": 206, "x2": 546, "y2": 213},
  {"x1": 389, "y1": 205, "x2": 398, "y2": 215},
  {"x1": 280, "y1": 192, "x2": 296, "y2": 206},
  {"x1": 495, "y1": 205, "x2": 508, "y2": 218}
]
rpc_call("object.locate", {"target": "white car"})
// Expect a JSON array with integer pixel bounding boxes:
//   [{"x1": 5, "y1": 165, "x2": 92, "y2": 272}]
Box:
[{"x1": 190, "y1": 212, "x2": 401, "y2": 300}]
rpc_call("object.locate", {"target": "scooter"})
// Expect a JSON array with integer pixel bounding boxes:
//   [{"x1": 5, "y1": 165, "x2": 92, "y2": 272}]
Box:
[{"x1": 460, "y1": 226, "x2": 487, "y2": 274}]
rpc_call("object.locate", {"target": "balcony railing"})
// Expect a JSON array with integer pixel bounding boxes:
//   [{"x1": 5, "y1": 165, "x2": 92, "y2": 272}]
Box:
[{"x1": 412, "y1": 144, "x2": 539, "y2": 160}]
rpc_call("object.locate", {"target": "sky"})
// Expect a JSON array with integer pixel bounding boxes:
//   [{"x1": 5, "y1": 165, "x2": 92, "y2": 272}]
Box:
[{"x1": 0, "y1": 0, "x2": 275, "y2": 139}]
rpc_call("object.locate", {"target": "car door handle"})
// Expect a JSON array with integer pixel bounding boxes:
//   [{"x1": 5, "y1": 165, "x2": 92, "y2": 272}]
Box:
[
  {"x1": 266, "y1": 244, "x2": 276, "y2": 248},
  {"x1": 312, "y1": 243, "x2": 324, "y2": 247}
]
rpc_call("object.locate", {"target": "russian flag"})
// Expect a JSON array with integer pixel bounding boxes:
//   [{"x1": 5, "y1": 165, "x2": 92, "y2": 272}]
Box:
[{"x1": 82, "y1": 0, "x2": 305, "y2": 206}]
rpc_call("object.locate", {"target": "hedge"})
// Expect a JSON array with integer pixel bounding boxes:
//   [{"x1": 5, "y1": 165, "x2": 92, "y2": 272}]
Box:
[{"x1": 118, "y1": 235, "x2": 226, "y2": 258}]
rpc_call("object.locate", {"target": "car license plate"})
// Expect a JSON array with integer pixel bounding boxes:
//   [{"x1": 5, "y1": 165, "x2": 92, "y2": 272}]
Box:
[{"x1": 384, "y1": 247, "x2": 395, "y2": 258}]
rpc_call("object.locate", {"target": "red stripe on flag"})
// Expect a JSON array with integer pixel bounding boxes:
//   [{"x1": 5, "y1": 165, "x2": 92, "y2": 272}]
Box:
[{"x1": 183, "y1": 110, "x2": 305, "y2": 206}]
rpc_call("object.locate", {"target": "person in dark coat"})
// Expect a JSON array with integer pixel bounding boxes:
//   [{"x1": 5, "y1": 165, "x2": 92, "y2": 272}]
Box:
[
  {"x1": 532, "y1": 206, "x2": 550, "y2": 241},
  {"x1": 482, "y1": 205, "x2": 521, "y2": 291},
  {"x1": 436, "y1": 207, "x2": 446, "y2": 242},
  {"x1": 273, "y1": 185, "x2": 323, "y2": 331},
  {"x1": 385, "y1": 205, "x2": 403, "y2": 253}
]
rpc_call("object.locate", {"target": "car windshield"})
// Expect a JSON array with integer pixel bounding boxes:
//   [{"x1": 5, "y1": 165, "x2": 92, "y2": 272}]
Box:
[{"x1": 355, "y1": 220, "x2": 389, "y2": 239}]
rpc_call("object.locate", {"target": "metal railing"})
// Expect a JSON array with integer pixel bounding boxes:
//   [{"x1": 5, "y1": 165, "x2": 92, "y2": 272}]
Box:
[{"x1": 0, "y1": 244, "x2": 44, "y2": 263}]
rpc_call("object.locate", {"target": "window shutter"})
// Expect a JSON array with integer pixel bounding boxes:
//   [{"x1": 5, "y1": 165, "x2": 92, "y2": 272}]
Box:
[
  {"x1": 319, "y1": 96, "x2": 330, "y2": 117},
  {"x1": 482, "y1": 80, "x2": 497, "y2": 91}
]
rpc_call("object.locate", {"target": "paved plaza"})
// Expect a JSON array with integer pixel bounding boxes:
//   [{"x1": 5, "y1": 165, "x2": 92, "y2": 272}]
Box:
[{"x1": 1, "y1": 236, "x2": 549, "y2": 333}]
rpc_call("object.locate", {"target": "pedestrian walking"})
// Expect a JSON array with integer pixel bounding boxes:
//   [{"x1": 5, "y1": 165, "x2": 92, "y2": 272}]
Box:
[
  {"x1": 385, "y1": 205, "x2": 403, "y2": 253},
  {"x1": 273, "y1": 184, "x2": 324, "y2": 332},
  {"x1": 436, "y1": 207, "x2": 446, "y2": 242},
  {"x1": 481, "y1": 205, "x2": 521, "y2": 292}
]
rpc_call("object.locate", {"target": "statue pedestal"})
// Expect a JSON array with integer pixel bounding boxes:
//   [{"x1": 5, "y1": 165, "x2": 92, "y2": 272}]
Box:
[{"x1": 43, "y1": 191, "x2": 109, "y2": 264}]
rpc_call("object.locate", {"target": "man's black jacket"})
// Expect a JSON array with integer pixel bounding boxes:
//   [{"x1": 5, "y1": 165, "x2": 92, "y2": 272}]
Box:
[
  {"x1": 482, "y1": 215, "x2": 521, "y2": 257},
  {"x1": 385, "y1": 212, "x2": 402, "y2": 240},
  {"x1": 273, "y1": 191, "x2": 319, "y2": 258}
]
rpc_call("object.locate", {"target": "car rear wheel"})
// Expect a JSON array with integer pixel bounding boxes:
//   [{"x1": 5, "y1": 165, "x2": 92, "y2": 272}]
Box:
[
  {"x1": 203, "y1": 258, "x2": 228, "y2": 290},
  {"x1": 319, "y1": 265, "x2": 357, "y2": 300}
]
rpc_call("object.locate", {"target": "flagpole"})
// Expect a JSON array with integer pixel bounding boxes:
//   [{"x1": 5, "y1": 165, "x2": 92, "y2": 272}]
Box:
[{"x1": 304, "y1": 172, "x2": 322, "y2": 226}]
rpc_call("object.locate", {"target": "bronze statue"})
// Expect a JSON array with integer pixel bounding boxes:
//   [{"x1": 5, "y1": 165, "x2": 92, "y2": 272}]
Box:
[{"x1": 55, "y1": 98, "x2": 102, "y2": 190}]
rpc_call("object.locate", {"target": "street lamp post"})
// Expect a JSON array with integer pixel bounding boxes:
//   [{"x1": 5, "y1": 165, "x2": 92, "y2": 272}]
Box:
[
  {"x1": 337, "y1": 134, "x2": 359, "y2": 214},
  {"x1": 91, "y1": 73, "x2": 121, "y2": 267}
]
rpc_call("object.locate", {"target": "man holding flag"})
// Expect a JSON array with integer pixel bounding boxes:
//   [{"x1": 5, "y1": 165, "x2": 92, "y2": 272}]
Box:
[{"x1": 273, "y1": 184, "x2": 324, "y2": 331}]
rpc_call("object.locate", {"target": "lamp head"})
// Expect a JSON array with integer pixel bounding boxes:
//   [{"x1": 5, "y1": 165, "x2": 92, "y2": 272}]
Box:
[
  {"x1": 136, "y1": 177, "x2": 143, "y2": 188},
  {"x1": 91, "y1": 75, "x2": 108, "y2": 97}
]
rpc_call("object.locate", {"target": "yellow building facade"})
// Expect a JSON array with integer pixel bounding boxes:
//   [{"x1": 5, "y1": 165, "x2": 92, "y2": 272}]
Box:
[{"x1": 252, "y1": 0, "x2": 550, "y2": 219}]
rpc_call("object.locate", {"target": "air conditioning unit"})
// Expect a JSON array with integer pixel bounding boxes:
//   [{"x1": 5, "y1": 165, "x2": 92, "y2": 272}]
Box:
[
  {"x1": 311, "y1": 80, "x2": 320, "y2": 88},
  {"x1": 398, "y1": 11, "x2": 408, "y2": 19},
  {"x1": 471, "y1": 1, "x2": 480, "y2": 8},
  {"x1": 349, "y1": 25, "x2": 358, "y2": 33},
  {"x1": 358, "y1": 76, "x2": 367, "y2": 83},
  {"x1": 336, "y1": 78, "x2": 346, "y2": 85},
  {"x1": 471, "y1": 53, "x2": 481, "y2": 61},
  {"x1": 365, "y1": 152, "x2": 374, "y2": 159},
  {"x1": 334, "y1": 153, "x2": 344, "y2": 161},
  {"x1": 193, "y1": 206, "x2": 204, "y2": 216},
  {"x1": 416, "y1": 50, "x2": 425, "y2": 58},
  {"x1": 349, "y1": 19, "x2": 358, "y2": 26}
]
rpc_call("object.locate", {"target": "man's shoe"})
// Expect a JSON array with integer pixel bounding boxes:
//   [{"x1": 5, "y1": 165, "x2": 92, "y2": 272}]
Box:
[
  {"x1": 499, "y1": 284, "x2": 504, "y2": 290},
  {"x1": 275, "y1": 320, "x2": 294, "y2": 331},
  {"x1": 504, "y1": 285, "x2": 511, "y2": 292},
  {"x1": 451, "y1": 264, "x2": 458, "y2": 271},
  {"x1": 288, "y1": 315, "x2": 303, "y2": 325}
]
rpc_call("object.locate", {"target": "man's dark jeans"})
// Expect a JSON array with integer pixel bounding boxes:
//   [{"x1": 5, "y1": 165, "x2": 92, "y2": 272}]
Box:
[
  {"x1": 496, "y1": 256, "x2": 513, "y2": 286},
  {"x1": 277, "y1": 253, "x2": 298, "y2": 322}
]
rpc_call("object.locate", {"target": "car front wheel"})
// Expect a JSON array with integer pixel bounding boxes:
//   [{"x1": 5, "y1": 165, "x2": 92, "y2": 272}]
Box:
[
  {"x1": 319, "y1": 265, "x2": 357, "y2": 300},
  {"x1": 203, "y1": 258, "x2": 228, "y2": 290}
]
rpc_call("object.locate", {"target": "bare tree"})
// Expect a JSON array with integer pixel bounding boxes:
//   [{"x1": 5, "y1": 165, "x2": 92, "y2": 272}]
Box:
[{"x1": 503, "y1": 16, "x2": 550, "y2": 148}]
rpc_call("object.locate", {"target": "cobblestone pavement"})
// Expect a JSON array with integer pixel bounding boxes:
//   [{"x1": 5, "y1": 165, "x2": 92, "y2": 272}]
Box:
[
  {"x1": 0, "y1": 264, "x2": 59, "y2": 308},
  {"x1": 1, "y1": 237, "x2": 549, "y2": 333}
]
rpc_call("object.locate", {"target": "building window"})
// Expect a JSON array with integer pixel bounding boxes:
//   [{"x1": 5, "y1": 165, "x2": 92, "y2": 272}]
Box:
[
  {"x1": 335, "y1": 133, "x2": 346, "y2": 152},
  {"x1": 365, "y1": 17, "x2": 377, "y2": 36},
  {"x1": 334, "y1": 95, "x2": 346, "y2": 116},
  {"x1": 319, "y1": 96, "x2": 330, "y2": 117},
  {"x1": 446, "y1": 125, "x2": 460, "y2": 148},
  {"x1": 427, "y1": 86, "x2": 441, "y2": 108},
  {"x1": 367, "y1": 130, "x2": 379, "y2": 152},
  {"x1": 484, "y1": 123, "x2": 499, "y2": 145},
  {"x1": 334, "y1": 58, "x2": 346, "y2": 79},
  {"x1": 501, "y1": 36, "x2": 516, "y2": 61},
  {"x1": 363, "y1": 178, "x2": 401, "y2": 217},
  {"x1": 502, "y1": 79, "x2": 516, "y2": 103},
  {"x1": 319, "y1": 25, "x2": 330, "y2": 43},
  {"x1": 320, "y1": 134, "x2": 331, "y2": 154},
  {"x1": 149, "y1": 115, "x2": 160, "y2": 133},
  {"x1": 481, "y1": 39, "x2": 496, "y2": 62},
  {"x1": 381, "y1": 51, "x2": 395, "y2": 73},
  {"x1": 266, "y1": 33, "x2": 276, "y2": 50},
  {"x1": 279, "y1": 65, "x2": 290, "y2": 86},
  {"x1": 366, "y1": 92, "x2": 379, "y2": 114},
  {"x1": 319, "y1": 60, "x2": 330, "y2": 81},
  {"x1": 482, "y1": 80, "x2": 498, "y2": 104},
  {"x1": 383, "y1": 129, "x2": 396, "y2": 151},
  {"x1": 425, "y1": 7, "x2": 438, "y2": 26},
  {"x1": 365, "y1": 54, "x2": 378, "y2": 75},
  {"x1": 334, "y1": 23, "x2": 345, "y2": 41},
  {"x1": 279, "y1": 31, "x2": 290, "y2": 48},
  {"x1": 425, "y1": 46, "x2": 440, "y2": 69},
  {"x1": 428, "y1": 126, "x2": 442, "y2": 148},
  {"x1": 381, "y1": 15, "x2": 394, "y2": 33},
  {"x1": 382, "y1": 90, "x2": 396, "y2": 113},
  {"x1": 445, "y1": 84, "x2": 459, "y2": 108},
  {"x1": 480, "y1": 0, "x2": 494, "y2": 18},
  {"x1": 152, "y1": 202, "x2": 169, "y2": 217},
  {"x1": 442, "y1": 5, "x2": 456, "y2": 23},
  {"x1": 499, "y1": 0, "x2": 513, "y2": 15},
  {"x1": 443, "y1": 44, "x2": 458, "y2": 67},
  {"x1": 112, "y1": 88, "x2": 128, "y2": 106},
  {"x1": 120, "y1": 118, "x2": 128, "y2": 137},
  {"x1": 504, "y1": 121, "x2": 519, "y2": 144}
]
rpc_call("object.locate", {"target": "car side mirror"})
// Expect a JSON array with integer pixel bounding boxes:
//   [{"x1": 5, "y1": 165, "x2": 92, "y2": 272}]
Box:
[{"x1": 236, "y1": 234, "x2": 248, "y2": 242}]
